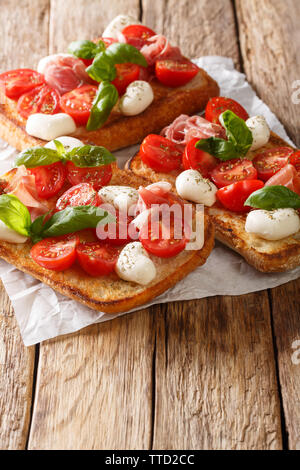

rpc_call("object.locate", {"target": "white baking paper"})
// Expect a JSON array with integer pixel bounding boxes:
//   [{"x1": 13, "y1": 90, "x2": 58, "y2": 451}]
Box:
[{"x1": 0, "y1": 56, "x2": 299, "y2": 346}]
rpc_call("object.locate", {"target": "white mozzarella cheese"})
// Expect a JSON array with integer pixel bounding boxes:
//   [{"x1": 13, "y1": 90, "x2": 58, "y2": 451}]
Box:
[
  {"x1": 246, "y1": 115, "x2": 271, "y2": 151},
  {"x1": 0, "y1": 220, "x2": 28, "y2": 243},
  {"x1": 119, "y1": 81, "x2": 154, "y2": 116},
  {"x1": 176, "y1": 169, "x2": 217, "y2": 206},
  {"x1": 98, "y1": 186, "x2": 139, "y2": 212},
  {"x1": 102, "y1": 15, "x2": 140, "y2": 39},
  {"x1": 45, "y1": 136, "x2": 84, "y2": 151},
  {"x1": 245, "y1": 208, "x2": 300, "y2": 241},
  {"x1": 26, "y1": 113, "x2": 76, "y2": 141},
  {"x1": 115, "y1": 241, "x2": 156, "y2": 285}
]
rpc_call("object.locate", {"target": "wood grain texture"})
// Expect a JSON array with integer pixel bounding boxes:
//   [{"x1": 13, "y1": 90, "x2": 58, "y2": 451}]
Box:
[
  {"x1": 0, "y1": 0, "x2": 50, "y2": 450},
  {"x1": 142, "y1": 0, "x2": 240, "y2": 66},
  {"x1": 235, "y1": 0, "x2": 300, "y2": 146},
  {"x1": 28, "y1": 310, "x2": 155, "y2": 450},
  {"x1": 270, "y1": 279, "x2": 300, "y2": 450},
  {"x1": 152, "y1": 296, "x2": 282, "y2": 450}
]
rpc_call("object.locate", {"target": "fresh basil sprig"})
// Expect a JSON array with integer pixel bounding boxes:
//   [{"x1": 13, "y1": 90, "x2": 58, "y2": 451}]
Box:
[
  {"x1": 245, "y1": 185, "x2": 300, "y2": 211},
  {"x1": 86, "y1": 43, "x2": 148, "y2": 82},
  {"x1": 15, "y1": 144, "x2": 116, "y2": 168},
  {"x1": 68, "y1": 39, "x2": 106, "y2": 60},
  {"x1": 196, "y1": 110, "x2": 253, "y2": 161},
  {"x1": 31, "y1": 205, "x2": 114, "y2": 243},
  {"x1": 87, "y1": 81, "x2": 118, "y2": 131},
  {"x1": 0, "y1": 194, "x2": 31, "y2": 237}
]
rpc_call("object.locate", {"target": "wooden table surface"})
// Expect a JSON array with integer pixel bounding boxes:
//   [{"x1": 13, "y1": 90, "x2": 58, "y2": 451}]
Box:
[{"x1": 0, "y1": 0, "x2": 299, "y2": 450}]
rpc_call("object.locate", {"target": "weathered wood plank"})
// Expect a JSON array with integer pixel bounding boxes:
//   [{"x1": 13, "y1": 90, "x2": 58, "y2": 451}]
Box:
[
  {"x1": 28, "y1": 310, "x2": 155, "y2": 450},
  {"x1": 0, "y1": 0, "x2": 50, "y2": 449},
  {"x1": 270, "y1": 279, "x2": 300, "y2": 450},
  {"x1": 142, "y1": 0, "x2": 240, "y2": 66},
  {"x1": 142, "y1": 0, "x2": 282, "y2": 450},
  {"x1": 236, "y1": 0, "x2": 300, "y2": 449},
  {"x1": 235, "y1": 0, "x2": 300, "y2": 146},
  {"x1": 152, "y1": 296, "x2": 282, "y2": 450}
]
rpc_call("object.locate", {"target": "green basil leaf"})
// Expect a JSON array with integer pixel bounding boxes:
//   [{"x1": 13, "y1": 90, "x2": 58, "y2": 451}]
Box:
[
  {"x1": 245, "y1": 185, "x2": 300, "y2": 210},
  {"x1": 86, "y1": 81, "x2": 118, "y2": 131},
  {"x1": 53, "y1": 140, "x2": 66, "y2": 156},
  {"x1": 86, "y1": 43, "x2": 147, "y2": 83},
  {"x1": 67, "y1": 145, "x2": 116, "y2": 167},
  {"x1": 37, "y1": 205, "x2": 115, "y2": 239},
  {"x1": 15, "y1": 147, "x2": 62, "y2": 168},
  {"x1": 196, "y1": 137, "x2": 240, "y2": 161},
  {"x1": 0, "y1": 194, "x2": 31, "y2": 236},
  {"x1": 86, "y1": 51, "x2": 117, "y2": 82},
  {"x1": 68, "y1": 39, "x2": 105, "y2": 59},
  {"x1": 221, "y1": 110, "x2": 253, "y2": 157}
]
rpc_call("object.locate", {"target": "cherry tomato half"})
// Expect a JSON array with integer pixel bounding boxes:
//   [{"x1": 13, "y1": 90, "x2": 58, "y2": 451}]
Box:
[
  {"x1": 56, "y1": 183, "x2": 102, "y2": 211},
  {"x1": 140, "y1": 134, "x2": 182, "y2": 173},
  {"x1": 0, "y1": 69, "x2": 45, "y2": 100},
  {"x1": 29, "y1": 161, "x2": 66, "y2": 199},
  {"x1": 76, "y1": 242, "x2": 120, "y2": 276},
  {"x1": 155, "y1": 59, "x2": 199, "y2": 87},
  {"x1": 217, "y1": 179, "x2": 264, "y2": 213},
  {"x1": 205, "y1": 97, "x2": 249, "y2": 124},
  {"x1": 112, "y1": 63, "x2": 140, "y2": 95},
  {"x1": 182, "y1": 138, "x2": 218, "y2": 178},
  {"x1": 98, "y1": 211, "x2": 134, "y2": 246},
  {"x1": 60, "y1": 84, "x2": 98, "y2": 126},
  {"x1": 211, "y1": 158, "x2": 257, "y2": 188},
  {"x1": 122, "y1": 24, "x2": 156, "y2": 49},
  {"x1": 30, "y1": 234, "x2": 79, "y2": 271},
  {"x1": 289, "y1": 151, "x2": 300, "y2": 173},
  {"x1": 17, "y1": 84, "x2": 60, "y2": 119},
  {"x1": 252, "y1": 147, "x2": 294, "y2": 181},
  {"x1": 66, "y1": 161, "x2": 112, "y2": 191}
]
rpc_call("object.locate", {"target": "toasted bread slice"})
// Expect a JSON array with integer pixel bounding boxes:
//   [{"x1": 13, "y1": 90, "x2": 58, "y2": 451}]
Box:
[
  {"x1": 0, "y1": 69, "x2": 219, "y2": 152},
  {"x1": 128, "y1": 132, "x2": 300, "y2": 272},
  {"x1": 0, "y1": 168, "x2": 214, "y2": 313}
]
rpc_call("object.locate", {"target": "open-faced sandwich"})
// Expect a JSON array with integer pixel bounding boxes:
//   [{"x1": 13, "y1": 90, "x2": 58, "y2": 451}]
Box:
[
  {"x1": 128, "y1": 96, "x2": 300, "y2": 272},
  {"x1": 0, "y1": 136, "x2": 214, "y2": 313},
  {"x1": 0, "y1": 14, "x2": 219, "y2": 152}
]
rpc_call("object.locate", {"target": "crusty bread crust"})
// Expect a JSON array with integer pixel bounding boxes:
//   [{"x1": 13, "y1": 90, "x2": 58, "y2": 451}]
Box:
[
  {"x1": 0, "y1": 69, "x2": 219, "y2": 152},
  {"x1": 0, "y1": 169, "x2": 214, "y2": 313},
  {"x1": 128, "y1": 132, "x2": 300, "y2": 272}
]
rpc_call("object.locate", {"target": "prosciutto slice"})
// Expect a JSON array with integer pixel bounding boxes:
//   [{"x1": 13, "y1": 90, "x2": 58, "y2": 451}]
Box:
[
  {"x1": 161, "y1": 114, "x2": 226, "y2": 149},
  {"x1": 140, "y1": 34, "x2": 183, "y2": 66},
  {"x1": 43, "y1": 55, "x2": 94, "y2": 95},
  {"x1": 6, "y1": 166, "x2": 49, "y2": 220}
]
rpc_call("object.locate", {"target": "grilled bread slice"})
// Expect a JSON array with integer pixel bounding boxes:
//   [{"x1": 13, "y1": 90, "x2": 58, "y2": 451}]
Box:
[
  {"x1": 0, "y1": 69, "x2": 219, "y2": 152},
  {"x1": 0, "y1": 169, "x2": 214, "y2": 313},
  {"x1": 127, "y1": 132, "x2": 300, "y2": 272}
]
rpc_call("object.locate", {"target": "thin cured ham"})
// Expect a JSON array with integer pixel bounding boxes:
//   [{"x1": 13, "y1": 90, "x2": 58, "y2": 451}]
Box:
[
  {"x1": 161, "y1": 114, "x2": 226, "y2": 149},
  {"x1": 140, "y1": 34, "x2": 183, "y2": 66},
  {"x1": 265, "y1": 164, "x2": 300, "y2": 195},
  {"x1": 43, "y1": 55, "x2": 94, "y2": 95}
]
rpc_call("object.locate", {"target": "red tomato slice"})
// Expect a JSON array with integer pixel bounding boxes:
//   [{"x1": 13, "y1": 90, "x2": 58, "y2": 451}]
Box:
[
  {"x1": 252, "y1": 147, "x2": 294, "y2": 181},
  {"x1": 56, "y1": 183, "x2": 102, "y2": 211},
  {"x1": 29, "y1": 162, "x2": 66, "y2": 199},
  {"x1": 17, "y1": 84, "x2": 60, "y2": 119},
  {"x1": 155, "y1": 59, "x2": 199, "y2": 87},
  {"x1": 0, "y1": 69, "x2": 45, "y2": 100},
  {"x1": 76, "y1": 242, "x2": 120, "y2": 276},
  {"x1": 122, "y1": 24, "x2": 156, "y2": 49},
  {"x1": 139, "y1": 216, "x2": 187, "y2": 258},
  {"x1": 30, "y1": 234, "x2": 79, "y2": 271},
  {"x1": 211, "y1": 159, "x2": 257, "y2": 188},
  {"x1": 140, "y1": 134, "x2": 182, "y2": 173},
  {"x1": 217, "y1": 179, "x2": 264, "y2": 213},
  {"x1": 66, "y1": 161, "x2": 112, "y2": 191},
  {"x1": 60, "y1": 84, "x2": 98, "y2": 126},
  {"x1": 111, "y1": 63, "x2": 140, "y2": 95},
  {"x1": 205, "y1": 97, "x2": 249, "y2": 124},
  {"x1": 182, "y1": 138, "x2": 218, "y2": 177},
  {"x1": 290, "y1": 151, "x2": 300, "y2": 172}
]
